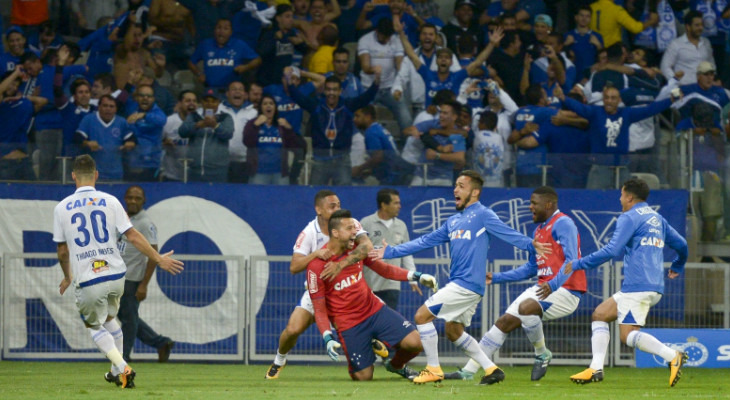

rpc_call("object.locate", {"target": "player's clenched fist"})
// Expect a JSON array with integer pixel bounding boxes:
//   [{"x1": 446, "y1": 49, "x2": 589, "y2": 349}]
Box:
[{"x1": 322, "y1": 330, "x2": 341, "y2": 361}]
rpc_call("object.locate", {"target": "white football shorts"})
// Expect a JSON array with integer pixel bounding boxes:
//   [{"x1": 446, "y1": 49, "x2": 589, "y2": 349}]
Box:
[
  {"x1": 74, "y1": 277, "x2": 124, "y2": 327},
  {"x1": 612, "y1": 291, "x2": 662, "y2": 326},
  {"x1": 297, "y1": 290, "x2": 315, "y2": 315},
  {"x1": 424, "y1": 282, "x2": 481, "y2": 326},
  {"x1": 505, "y1": 285, "x2": 580, "y2": 321}
]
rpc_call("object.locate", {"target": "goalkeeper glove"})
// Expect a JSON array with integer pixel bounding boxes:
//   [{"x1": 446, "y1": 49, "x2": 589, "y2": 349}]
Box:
[
  {"x1": 323, "y1": 331, "x2": 341, "y2": 361},
  {"x1": 409, "y1": 271, "x2": 438, "y2": 292}
]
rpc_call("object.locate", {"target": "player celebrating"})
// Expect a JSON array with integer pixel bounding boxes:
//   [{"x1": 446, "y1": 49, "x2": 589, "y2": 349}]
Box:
[
  {"x1": 307, "y1": 209, "x2": 438, "y2": 380},
  {"x1": 53, "y1": 155, "x2": 183, "y2": 389},
  {"x1": 370, "y1": 170, "x2": 550, "y2": 385},
  {"x1": 266, "y1": 190, "x2": 385, "y2": 379},
  {"x1": 566, "y1": 178, "x2": 688, "y2": 387},
  {"x1": 445, "y1": 186, "x2": 585, "y2": 381}
]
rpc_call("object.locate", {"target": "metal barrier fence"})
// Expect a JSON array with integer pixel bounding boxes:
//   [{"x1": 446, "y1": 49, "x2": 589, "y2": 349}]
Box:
[{"x1": 2, "y1": 254, "x2": 728, "y2": 366}]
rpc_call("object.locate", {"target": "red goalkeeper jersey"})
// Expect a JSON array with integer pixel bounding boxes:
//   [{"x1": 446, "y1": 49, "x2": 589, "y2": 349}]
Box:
[{"x1": 307, "y1": 248, "x2": 409, "y2": 333}]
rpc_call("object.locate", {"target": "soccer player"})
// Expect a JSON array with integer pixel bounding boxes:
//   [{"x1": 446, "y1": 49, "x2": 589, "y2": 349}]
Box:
[
  {"x1": 307, "y1": 209, "x2": 438, "y2": 380},
  {"x1": 566, "y1": 178, "x2": 688, "y2": 387},
  {"x1": 53, "y1": 155, "x2": 183, "y2": 389},
  {"x1": 369, "y1": 170, "x2": 550, "y2": 385},
  {"x1": 266, "y1": 190, "x2": 382, "y2": 379},
  {"x1": 445, "y1": 186, "x2": 585, "y2": 381}
]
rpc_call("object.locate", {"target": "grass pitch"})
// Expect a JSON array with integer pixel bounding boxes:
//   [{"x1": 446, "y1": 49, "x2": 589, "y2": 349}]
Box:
[{"x1": 1, "y1": 361, "x2": 727, "y2": 400}]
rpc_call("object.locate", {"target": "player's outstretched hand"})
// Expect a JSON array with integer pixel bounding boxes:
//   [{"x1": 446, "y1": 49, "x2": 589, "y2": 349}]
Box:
[
  {"x1": 158, "y1": 250, "x2": 184, "y2": 275},
  {"x1": 410, "y1": 282, "x2": 423, "y2": 296},
  {"x1": 323, "y1": 331, "x2": 341, "y2": 361},
  {"x1": 533, "y1": 239, "x2": 552, "y2": 257},
  {"x1": 411, "y1": 271, "x2": 438, "y2": 292},
  {"x1": 536, "y1": 282, "x2": 552, "y2": 300},
  {"x1": 59, "y1": 277, "x2": 71, "y2": 295},
  {"x1": 367, "y1": 239, "x2": 388, "y2": 261}
]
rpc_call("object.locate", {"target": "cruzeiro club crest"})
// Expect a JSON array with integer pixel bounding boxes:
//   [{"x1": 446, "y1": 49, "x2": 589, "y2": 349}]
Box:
[{"x1": 656, "y1": 336, "x2": 709, "y2": 367}]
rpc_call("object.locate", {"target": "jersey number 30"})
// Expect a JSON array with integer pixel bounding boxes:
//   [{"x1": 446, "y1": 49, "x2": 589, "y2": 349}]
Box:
[{"x1": 72, "y1": 211, "x2": 109, "y2": 247}]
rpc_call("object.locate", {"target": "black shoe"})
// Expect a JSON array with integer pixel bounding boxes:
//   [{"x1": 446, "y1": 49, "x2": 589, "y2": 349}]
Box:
[
  {"x1": 531, "y1": 349, "x2": 552, "y2": 381},
  {"x1": 119, "y1": 366, "x2": 136, "y2": 389},
  {"x1": 104, "y1": 371, "x2": 121, "y2": 387},
  {"x1": 385, "y1": 362, "x2": 418, "y2": 380},
  {"x1": 158, "y1": 340, "x2": 174, "y2": 363},
  {"x1": 479, "y1": 367, "x2": 505, "y2": 385}
]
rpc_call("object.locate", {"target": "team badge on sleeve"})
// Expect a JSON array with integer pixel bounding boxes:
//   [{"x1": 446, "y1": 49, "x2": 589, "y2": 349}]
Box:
[
  {"x1": 308, "y1": 270, "x2": 319, "y2": 293},
  {"x1": 295, "y1": 231, "x2": 306, "y2": 249}
]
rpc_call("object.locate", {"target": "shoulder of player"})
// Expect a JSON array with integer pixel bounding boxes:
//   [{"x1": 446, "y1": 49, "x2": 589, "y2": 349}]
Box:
[{"x1": 306, "y1": 257, "x2": 326, "y2": 272}]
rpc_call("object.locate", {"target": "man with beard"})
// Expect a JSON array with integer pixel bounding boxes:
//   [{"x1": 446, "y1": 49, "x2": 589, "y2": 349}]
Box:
[
  {"x1": 369, "y1": 170, "x2": 549, "y2": 385},
  {"x1": 161, "y1": 90, "x2": 197, "y2": 181},
  {"x1": 445, "y1": 186, "x2": 585, "y2": 382},
  {"x1": 126, "y1": 84, "x2": 166, "y2": 181},
  {"x1": 219, "y1": 80, "x2": 258, "y2": 183}
]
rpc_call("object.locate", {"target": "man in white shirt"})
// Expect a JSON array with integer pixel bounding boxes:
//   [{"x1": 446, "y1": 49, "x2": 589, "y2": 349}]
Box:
[
  {"x1": 661, "y1": 10, "x2": 715, "y2": 85},
  {"x1": 219, "y1": 81, "x2": 258, "y2": 183},
  {"x1": 161, "y1": 91, "x2": 197, "y2": 181},
  {"x1": 358, "y1": 18, "x2": 413, "y2": 131},
  {"x1": 54, "y1": 155, "x2": 183, "y2": 388}
]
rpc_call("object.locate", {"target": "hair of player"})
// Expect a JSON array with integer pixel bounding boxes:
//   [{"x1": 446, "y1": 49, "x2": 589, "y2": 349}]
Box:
[
  {"x1": 377, "y1": 188, "x2": 399, "y2": 210},
  {"x1": 432, "y1": 89, "x2": 456, "y2": 106},
  {"x1": 533, "y1": 186, "x2": 558, "y2": 203},
  {"x1": 70, "y1": 78, "x2": 90, "y2": 95},
  {"x1": 458, "y1": 170, "x2": 484, "y2": 190},
  {"x1": 333, "y1": 47, "x2": 349, "y2": 57},
  {"x1": 314, "y1": 189, "x2": 337, "y2": 206},
  {"x1": 73, "y1": 154, "x2": 96, "y2": 176},
  {"x1": 375, "y1": 18, "x2": 395, "y2": 37},
  {"x1": 623, "y1": 177, "x2": 650, "y2": 201},
  {"x1": 125, "y1": 185, "x2": 146, "y2": 200},
  {"x1": 479, "y1": 110, "x2": 498, "y2": 130},
  {"x1": 324, "y1": 75, "x2": 342, "y2": 88},
  {"x1": 441, "y1": 99, "x2": 462, "y2": 115},
  {"x1": 525, "y1": 84, "x2": 544, "y2": 106},
  {"x1": 328, "y1": 209, "x2": 352, "y2": 235},
  {"x1": 357, "y1": 104, "x2": 376, "y2": 119},
  {"x1": 684, "y1": 10, "x2": 702, "y2": 25}
]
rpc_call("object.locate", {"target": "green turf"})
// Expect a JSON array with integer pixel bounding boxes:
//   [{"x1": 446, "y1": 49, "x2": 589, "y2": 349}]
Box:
[{"x1": 0, "y1": 361, "x2": 728, "y2": 400}]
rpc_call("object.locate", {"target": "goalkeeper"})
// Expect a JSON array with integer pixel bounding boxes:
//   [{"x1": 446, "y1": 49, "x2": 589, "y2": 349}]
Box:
[{"x1": 307, "y1": 209, "x2": 438, "y2": 381}]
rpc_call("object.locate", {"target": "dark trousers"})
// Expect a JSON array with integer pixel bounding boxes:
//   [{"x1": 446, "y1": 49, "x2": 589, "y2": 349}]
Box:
[
  {"x1": 373, "y1": 290, "x2": 400, "y2": 311},
  {"x1": 117, "y1": 280, "x2": 169, "y2": 361},
  {"x1": 228, "y1": 161, "x2": 249, "y2": 183}
]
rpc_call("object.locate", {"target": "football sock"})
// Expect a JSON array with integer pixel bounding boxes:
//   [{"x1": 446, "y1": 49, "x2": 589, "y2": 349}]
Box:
[
  {"x1": 89, "y1": 327, "x2": 127, "y2": 371},
  {"x1": 522, "y1": 315, "x2": 546, "y2": 355},
  {"x1": 626, "y1": 330, "x2": 676, "y2": 362},
  {"x1": 274, "y1": 351, "x2": 287, "y2": 366},
  {"x1": 453, "y1": 332, "x2": 495, "y2": 371},
  {"x1": 103, "y1": 319, "x2": 123, "y2": 353},
  {"x1": 417, "y1": 322, "x2": 440, "y2": 367},
  {"x1": 479, "y1": 325, "x2": 507, "y2": 360},
  {"x1": 389, "y1": 349, "x2": 419, "y2": 370},
  {"x1": 589, "y1": 321, "x2": 610, "y2": 371}
]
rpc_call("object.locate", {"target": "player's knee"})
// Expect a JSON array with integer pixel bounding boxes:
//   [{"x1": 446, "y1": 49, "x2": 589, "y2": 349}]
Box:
[
  {"x1": 351, "y1": 369, "x2": 373, "y2": 381},
  {"x1": 495, "y1": 314, "x2": 521, "y2": 332},
  {"x1": 518, "y1": 299, "x2": 540, "y2": 316}
]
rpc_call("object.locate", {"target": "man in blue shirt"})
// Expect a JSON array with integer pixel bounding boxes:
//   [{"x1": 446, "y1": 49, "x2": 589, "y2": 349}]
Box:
[
  {"x1": 554, "y1": 84, "x2": 675, "y2": 189},
  {"x1": 0, "y1": 68, "x2": 40, "y2": 180},
  {"x1": 564, "y1": 6, "x2": 604, "y2": 78},
  {"x1": 324, "y1": 48, "x2": 364, "y2": 101},
  {"x1": 188, "y1": 18, "x2": 261, "y2": 90},
  {"x1": 0, "y1": 26, "x2": 32, "y2": 75},
  {"x1": 125, "y1": 85, "x2": 166, "y2": 181},
  {"x1": 75, "y1": 95, "x2": 136, "y2": 181},
  {"x1": 566, "y1": 177, "x2": 689, "y2": 387},
  {"x1": 369, "y1": 170, "x2": 549, "y2": 385}
]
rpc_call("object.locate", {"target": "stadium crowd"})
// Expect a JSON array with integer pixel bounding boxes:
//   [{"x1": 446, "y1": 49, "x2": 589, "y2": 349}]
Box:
[{"x1": 1, "y1": 0, "x2": 729, "y2": 195}]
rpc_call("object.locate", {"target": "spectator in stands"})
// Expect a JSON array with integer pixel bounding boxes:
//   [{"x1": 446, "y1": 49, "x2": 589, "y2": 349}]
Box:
[
  {"x1": 361, "y1": 188, "x2": 418, "y2": 311},
  {"x1": 267, "y1": 66, "x2": 323, "y2": 136},
  {"x1": 76, "y1": 95, "x2": 136, "y2": 181},
  {"x1": 178, "y1": 88, "x2": 234, "y2": 182},
  {"x1": 19, "y1": 52, "x2": 63, "y2": 181},
  {"x1": 358, "y1": 18, "x2": 412, "y2": 131},
  {"x1": 54, "y1": 69, "x2": 95, "y2": 163},
  {"x1": 0, "y1": 68, "x2": 45, "y2": 180},
  {"x1": 325, "y1": 48, "x2": 364, "y2": 100},
  {"x1": 352, "y1": 105, "x2": 413, "y2": 185},
  {"x1": 257, "y1": 4, "x2": 309, "y2": 87},
  {"x1": 565, "y1": 5, "x2": 604, "y2": 79},
  {"x1": 177, "y1": 0, "x2": 246, "y2": 43},
  {"x1": 554, "y1": 83, "x2": 676, "y2": 189},
  {"x1": 292, "y1": 0, "x2": 341, "y2": 51},
  {"x1": 27, "y1": 21, "x2": 63, "y2": 57},
  {"x1": 689, "y1": 0, "x2": 730, "y2": 77},
  {"x1": 125, "y1": 85, "x2": 166, "y2": 181},
  {"x1": 244, "y1": 95, "x2": 303, "y2": 185},
  {"x1": 471, "y1": 111, "x2": 505, "y2": 187},
  {"x1": 590, "y1": 0, "x2": 657, "y2": 48},
  {"x1": 483, "y1": 0, "x2": 546, "y2": 27},
  {"x1": 149, "y1": 0, "x2": 195, "y2": 71},
  {"x1": 356, "y1": 0, "x2": 423, "y2": 46},
  {"x1": 409, "y1": 100, "x2": 466, "y2": 186},
  {"x1": 113, "y1": 22, "x2": 165, "y2": 89},
  {"x1": 0, "y1": 27, "x2": 30, "y2": 74},
  {"x1": 231, "y1": 0, "x2": 276, "y2": 52},
  {"x1": 219, "y1": 81, "x2": 258, "y2": 183},
  {"x1": 161, "y1": 90, "x2": 197, "y2": 181},
  {"x1": 531, "y1": 32, "x2": 576, "y2": 93},
  {"x1": 488, "y1": 30, "x2": 525, "y2": 104},
  {"x1": 71, "y1": 0, "x2": 127, "y2": 36},
  {"x1": 442, "y1": 0, "x2": 482, "y2": 53},
  {"x1": 188, "y1": 18, "x2": 261, "y2": 91},
  {"x1": 287, "y1": 72, "x2": 379, "y2": 186},
  {"x1": 135, "y1": 67, "x2": 175, "y2": 116},
  {"x1": 399, "y1": 22, "x2": 502, "y2": 107},
  {"x1": 90, "y1": 73, "x2": 118, "y2": 106},
  {"x1": 677, "y1": 102, "x2": 726, "y2": 242},
  {"x1": 661, "y1": 11, "x2": 715, "y2": 85},
  {"x1": 77, "y1": 17, "x2": 117, "y2": 79},
  {"x1": 292, "y1": 0, "x2": 310, "y2": 21},
  {"x1": 308, "y1": 24, "x2": 338, "y2": 74},
  {"x1": 248, "y1": 81, "x2": 264, "y2": 111},
  {"x1": 10, "y1": 0, "x2": 49, "y2": 37}
]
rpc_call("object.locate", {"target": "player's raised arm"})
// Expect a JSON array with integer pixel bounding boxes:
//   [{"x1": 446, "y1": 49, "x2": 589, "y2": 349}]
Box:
[{"x1": 124, "y1": 228, "x2": 184, "y2": 275}]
